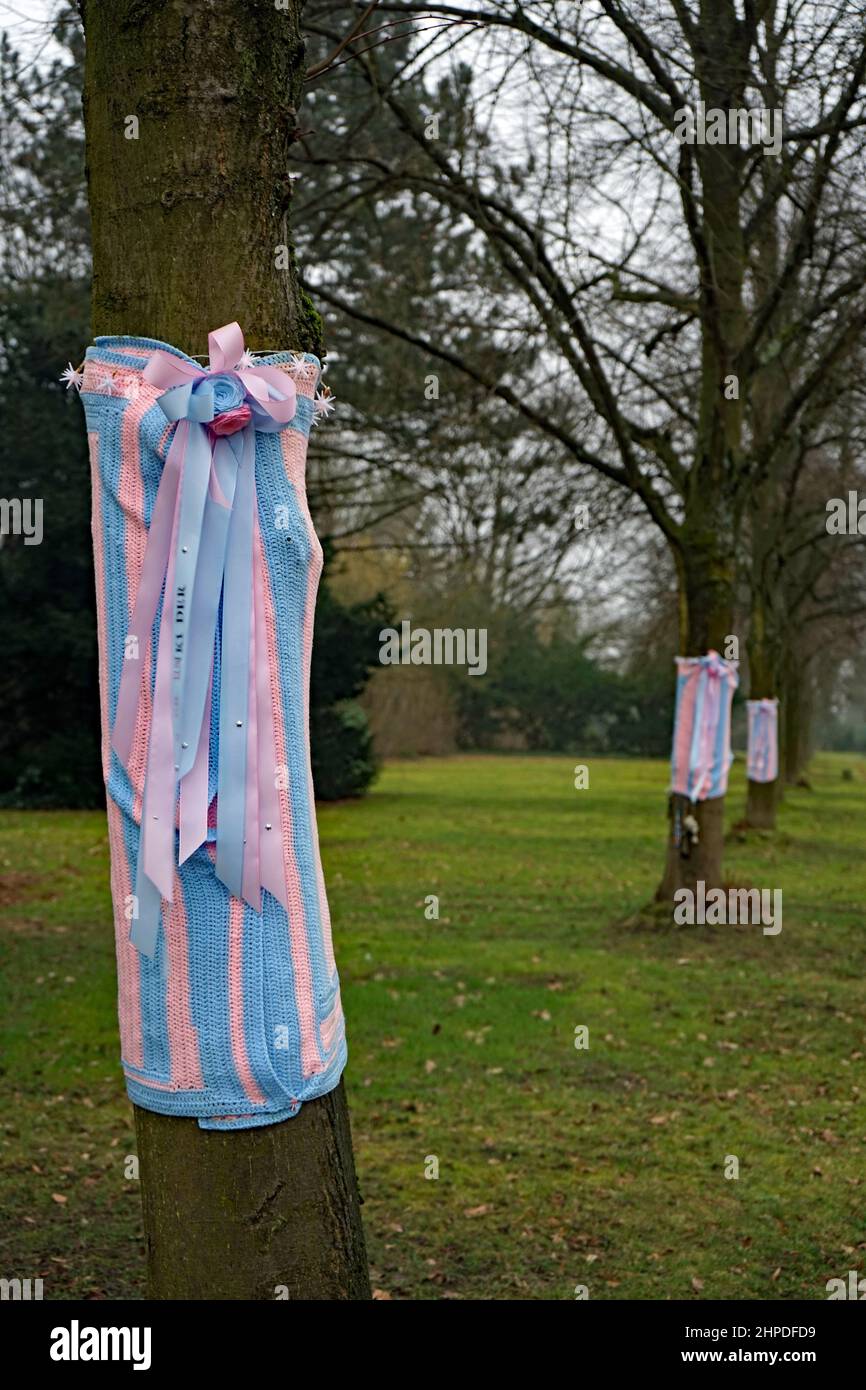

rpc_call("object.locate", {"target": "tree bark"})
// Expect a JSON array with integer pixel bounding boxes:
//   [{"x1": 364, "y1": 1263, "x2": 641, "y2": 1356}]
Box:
[
  {"x1": 744, "y1": 591, "x2": 780, "y2": 829},
  {"x1": 135, "y1": 1081, "x2": 370, "y2": 1299},
  {"x1": 82, "y1": 0, "x2": 323, "y2": 357},
  {"x1": 745, "y1": 775, "x2": 776, "y2": 828},
  {"x1": 655, "y1": 528, "x2": 735, "y2": 902},
  {"x1": 783, "y1": 648, "x2": 814, "y2": 784},
  {"x1": 742, "y1": 68, "x2": 787, "y2": 832},
  {"x1": 656, "y1": 791, "x2": 726, "y2": 904},
  {"x1": 82, "y1": 0, "x2": 369, "y2": 1300}
]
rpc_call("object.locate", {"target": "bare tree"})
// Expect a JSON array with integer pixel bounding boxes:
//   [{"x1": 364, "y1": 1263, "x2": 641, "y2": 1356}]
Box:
[{"x1": 301, "y1": 0, "x2": 866, "y2": 896}]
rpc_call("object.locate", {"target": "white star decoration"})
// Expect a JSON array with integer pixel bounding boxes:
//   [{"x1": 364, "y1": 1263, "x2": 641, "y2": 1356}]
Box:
[
  {"x1": 97, "y1": 375, "x2": 116, "y2": 395},
  {"x1": 59, "y1": 362, "x2": 83, "y2": 391},
  {"x1": 286, "y1": 354, "x2": 307, "y2": 378},
  {"x1": 312, "y1": 389, "x2": 336, "y2": 423},
  {"x1": 237, "y1": 349, "x2": 257, "y2": 370}
]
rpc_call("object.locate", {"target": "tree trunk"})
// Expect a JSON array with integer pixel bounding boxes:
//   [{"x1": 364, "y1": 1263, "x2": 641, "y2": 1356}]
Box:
[
  {"x1": 744, "y1": 593, "x2": 779, "y2": 830},
  {"x1": 82, "y1": 0, "x2": 369, "y2": 1300},
  {"x1": 782, "y1": 646, "x2": 813, "y2": 785},
  {"x1": 135, "y1": 1081, "x2": 370, "y2": 1299},
  {"x1": 656, "y1": 792, "x2": 726, "y2": 903},
  {"x1": 745, "y1": 776, "x2": 776, "y2": 829},
  {"x1": 742, "y1": 98, "x2": 787, "y2": 832},
  {"x1": 782, "y1": 653, "x2": 797, "y2": 784},
  {"x1": 656, "y1": 535, "x2": 734, "y2": 902},
  {"x1": 82, "y1": 0, "x2": 322, "y2": 356}
]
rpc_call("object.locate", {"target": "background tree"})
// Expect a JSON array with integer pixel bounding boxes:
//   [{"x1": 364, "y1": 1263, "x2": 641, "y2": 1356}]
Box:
[
  {"x1": 304, "y1": 0, "x2": 866, "y2": 898},
  {"x1": 298, "y1": 3, "x2": 625, "y2": 607},
  {"x1": 743, "y1": 377, "x2": 866, "y2": 824}
]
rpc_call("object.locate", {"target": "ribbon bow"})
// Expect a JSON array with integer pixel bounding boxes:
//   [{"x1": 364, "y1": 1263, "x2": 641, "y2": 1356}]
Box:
[{"x1": 112, "y1": 323, "x2": 297, "y2": 956}]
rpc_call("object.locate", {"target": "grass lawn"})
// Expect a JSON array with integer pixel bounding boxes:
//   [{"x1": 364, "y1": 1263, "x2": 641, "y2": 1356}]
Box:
[{"x1": 1, "y1": 751, "x2": 865, "y2": 1300}]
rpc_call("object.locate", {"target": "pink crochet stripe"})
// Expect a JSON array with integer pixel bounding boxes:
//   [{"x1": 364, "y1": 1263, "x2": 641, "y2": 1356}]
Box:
[
  {"x1": 121, "y1": 1067, "x2": 187, "y2": 1092},
  {"x1": 121, "y1": 1069, "x2": 173, "y2": 1090},
  {"x1": 280, "y1": 428, "x2": 337, "y2": 981},
  {"x1": 164, "y1": 875, "x2": 205, "y2": 1091},
  {"x1": 319, "y1": 989, "x2": 344, "y2": 1054},
  {"x1": 89, "y1": 431, "x2": 143, "y2": 1068},
  {"x1": 259, "y1": 541, "x2": 321, "y2": 1078},
  {"x1": 694, "y1": 673, "x2": 721, "y2": 801},
  {"x1": 88, "y1": 431, "x2": 114, "y2": 787},
  {"x1": 119, "y1": 381, "x2": 158, "y2": 818},
  {"x1": 228, "y1": 899, "x2": 268, "y2": 1105},
  {"x1": 672, "y1": 666, "x2": 697, "y2": 794}
]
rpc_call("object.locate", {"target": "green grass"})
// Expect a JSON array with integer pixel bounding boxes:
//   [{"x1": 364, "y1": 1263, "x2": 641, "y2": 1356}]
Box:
[{"x1": 1, "y1": 751, "x2": 865, "y2": 1300}]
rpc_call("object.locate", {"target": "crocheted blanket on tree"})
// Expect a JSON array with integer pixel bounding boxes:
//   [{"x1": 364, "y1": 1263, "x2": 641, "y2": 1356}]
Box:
[
  {"x1": 746, "y1": 698, "x2": 779, "y2": 783},
  {"x1": 81, "y1": 334, "x2": 345, "y2": 1130},
  {"x1": 670, "y1": 650, "x2": 739, "y2": 802}
]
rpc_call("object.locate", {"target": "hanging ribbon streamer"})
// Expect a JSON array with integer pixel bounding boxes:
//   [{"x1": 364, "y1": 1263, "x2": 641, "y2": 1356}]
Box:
[
  {"x1": 746, "y1": 698, "x2": 778, "y2": 783},
  {"x1": 112, "y1": 322, "x2": 297, "y2": 956},
  {"x1": 670, "y1": 650, "x2": 739, "y2": 801}
]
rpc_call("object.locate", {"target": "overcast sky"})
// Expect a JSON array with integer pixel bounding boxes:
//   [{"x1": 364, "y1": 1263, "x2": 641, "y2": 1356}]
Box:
[{"x1": 0, "y1": 0, "x2": 67, "y2": 64}]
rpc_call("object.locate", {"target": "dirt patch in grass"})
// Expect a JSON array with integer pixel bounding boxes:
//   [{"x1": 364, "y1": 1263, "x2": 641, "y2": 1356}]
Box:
[{"x1": 0, "y1": 871, "x2": 53, "y2": 906}]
